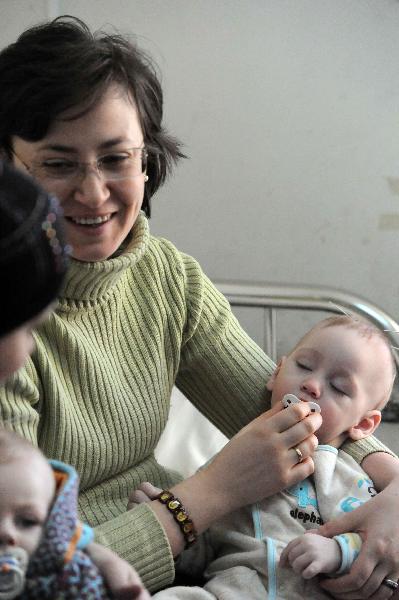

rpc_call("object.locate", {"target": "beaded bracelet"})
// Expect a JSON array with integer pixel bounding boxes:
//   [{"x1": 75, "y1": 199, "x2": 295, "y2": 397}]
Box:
[{"x1": 156, "y1": 490, "x2": 197, "y2": 549}]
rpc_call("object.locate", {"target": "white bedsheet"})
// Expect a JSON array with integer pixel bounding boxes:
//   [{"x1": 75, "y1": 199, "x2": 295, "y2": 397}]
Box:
[{"x1": 155, "y1": 388, "x2": 228, "y2": 478}]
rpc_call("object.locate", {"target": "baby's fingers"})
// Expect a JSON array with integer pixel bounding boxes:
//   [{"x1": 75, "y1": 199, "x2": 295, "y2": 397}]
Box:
[
  {"x1": 127, "y1": 482, "x2": 162, "y2": 509},
  {"x1": 280, "y1": 538, "x2": 303, "y2": 567}
]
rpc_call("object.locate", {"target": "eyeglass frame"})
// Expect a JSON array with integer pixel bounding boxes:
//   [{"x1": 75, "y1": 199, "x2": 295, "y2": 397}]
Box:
[{"x1": 10, "y1": 146, "x2": 149, "y2": 183}]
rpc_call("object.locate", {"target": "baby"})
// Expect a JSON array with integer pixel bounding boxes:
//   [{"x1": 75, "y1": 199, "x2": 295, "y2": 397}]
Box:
[
  {"x1": 0, "y1": 428, "x2": 111, "y2": 599},
  {"x1": 147, "y1": 315, "x2": 396, "y2": 599}
]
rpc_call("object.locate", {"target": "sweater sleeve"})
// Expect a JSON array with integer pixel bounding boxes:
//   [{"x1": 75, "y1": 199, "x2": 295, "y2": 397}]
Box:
[
  {"x1": 175, "y1": 255, "x2": 275, "y2": 438},
  {"x1": 0, "y1": 356, "x2": 41, "y2": 441},
  {"x1": 93, "y1": 504, "x2": 175, "y2": 591},
  {"x1": 342, "y1": 435, "x2": 397, "y2": 463}
]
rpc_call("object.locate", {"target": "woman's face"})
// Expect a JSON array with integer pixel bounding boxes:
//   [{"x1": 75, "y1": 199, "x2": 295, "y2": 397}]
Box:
[{"x1": 12, "y1": 85, "x2": 146, "y2": 262}]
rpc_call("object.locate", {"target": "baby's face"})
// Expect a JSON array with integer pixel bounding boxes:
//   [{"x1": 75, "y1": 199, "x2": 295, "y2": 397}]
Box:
[
  {"x1": 0, "y1": 305, "x2": 54, "y2": 383},
  {"x1": 0, "y1": 452, "x2": 55, "y2": 557},
  {"x1": 268, "y1": 324, "x2": 392, "y2": 445}
]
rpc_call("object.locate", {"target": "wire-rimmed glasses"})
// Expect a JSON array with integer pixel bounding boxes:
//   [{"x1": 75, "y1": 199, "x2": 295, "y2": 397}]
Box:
[{"x1": 11, "y1": 146, "x2": 148, "y2": 184}]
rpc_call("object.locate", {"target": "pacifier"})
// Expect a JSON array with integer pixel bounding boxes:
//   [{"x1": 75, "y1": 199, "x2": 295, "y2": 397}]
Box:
[
  {"x1": 0, "y1": 546, "x2": 28, "y2": 599},
  {"x1": 282, "y1": 393, "x2": 321, "y2": 414}
]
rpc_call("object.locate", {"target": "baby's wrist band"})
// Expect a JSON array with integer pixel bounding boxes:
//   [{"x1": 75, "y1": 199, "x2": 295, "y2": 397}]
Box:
[{"x1": 156, "y1": 490, "x2": 197, "y2": 549}]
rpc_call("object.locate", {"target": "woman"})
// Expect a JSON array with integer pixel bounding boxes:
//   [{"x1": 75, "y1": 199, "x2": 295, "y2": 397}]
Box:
[{"x1": 0, "y1": 17, "x2": 398, "y2": 597}]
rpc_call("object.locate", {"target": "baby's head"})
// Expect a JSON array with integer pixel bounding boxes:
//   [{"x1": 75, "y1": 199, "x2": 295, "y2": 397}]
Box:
[
  {"x1": 0, "y1": 160, "x2": 69, "y2": 382},
  {"x1": 0, "y1": 429, "x2": 55, "y2": 558},
  {"x1": 267, "y1": 315, "x2": 396, "y2": 447}
]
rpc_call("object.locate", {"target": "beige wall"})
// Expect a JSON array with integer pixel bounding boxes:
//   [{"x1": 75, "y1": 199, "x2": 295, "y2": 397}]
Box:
[{"x1": 2, "y1": 1, "x2": 399, "y2": 350}]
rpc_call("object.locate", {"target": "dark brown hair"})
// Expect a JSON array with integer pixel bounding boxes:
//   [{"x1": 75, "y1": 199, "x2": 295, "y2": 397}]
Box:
[
  {"x1": 0, "y1": 16, "x2": 185, "y2": 216},
  {"x1": 0, "y1": 160, "x2": 68, "y2": 336}
]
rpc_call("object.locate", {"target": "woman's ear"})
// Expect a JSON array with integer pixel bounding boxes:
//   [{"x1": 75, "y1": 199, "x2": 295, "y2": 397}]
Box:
[
  {"x1": 266, "y1": 357, "x2": 286, "y2": 391},
  {"x1": 347, "y1": 410, "x2": 382, "y2": 441}
]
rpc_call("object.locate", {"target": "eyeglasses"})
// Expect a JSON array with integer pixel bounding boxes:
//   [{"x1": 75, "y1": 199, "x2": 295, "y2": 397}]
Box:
[{"x1": 12, "y1": 147, "x2": 148, "y2": 183}]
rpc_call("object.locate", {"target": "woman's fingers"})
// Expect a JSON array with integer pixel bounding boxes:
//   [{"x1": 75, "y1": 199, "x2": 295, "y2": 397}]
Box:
[
  {"x1": 317, "y1": 494, "x2": 399, "y2": 599},
  {"x1": 203, "y1": 405, "x2": 320, "y2": 510},
  {"x1": 257, "y1": 402, "x2": 322, "y2": 453},
  {"x1": 359, "y1": 566, "x2": 399, "y2": 600},
  {"x1": 266, "y1": 402, "x2": 321, "y2": 467},
  {"x1": 270, "y1": 400, "x2": 321, "y2": 432},
  {"x1": 289, "y1": 436, "x2": 319, "y2": 467},
  {"x1": 320, "y1": 564, "x2": 399, "y2": 599}
]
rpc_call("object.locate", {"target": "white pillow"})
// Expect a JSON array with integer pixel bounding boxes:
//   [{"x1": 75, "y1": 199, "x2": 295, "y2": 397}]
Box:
[{"x1": 155, "y1": 387, "x2": 228, "y2": 478}]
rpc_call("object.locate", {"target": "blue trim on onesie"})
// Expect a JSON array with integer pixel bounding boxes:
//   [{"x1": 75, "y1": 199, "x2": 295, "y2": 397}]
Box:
[
  {"x1": 252, "y1": 502, "x2": 263, "y2": 540},
  {"x1": 252, "y1": 504, "x2": 277, "y2": 599},
  {"x1": 266, "y1": 537, "x2": 277, "y2": 600}
]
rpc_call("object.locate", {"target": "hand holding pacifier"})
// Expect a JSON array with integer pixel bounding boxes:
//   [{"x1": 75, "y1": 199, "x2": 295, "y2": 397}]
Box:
[
  {"x1": 0, "y1": 546, "x2": 28, "y2": 599},
  {"x1": 282, "y1": 393, "x2": 321, "y2": 414}
]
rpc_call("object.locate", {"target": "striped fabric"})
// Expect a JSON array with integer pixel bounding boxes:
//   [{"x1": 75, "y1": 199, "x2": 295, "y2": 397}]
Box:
[{"x1": 0, "y1": 213, "x2": 390, "y2": 591}]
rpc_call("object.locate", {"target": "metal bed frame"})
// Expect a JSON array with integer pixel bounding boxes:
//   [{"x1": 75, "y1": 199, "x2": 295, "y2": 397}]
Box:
[{"x1": 215, "y1": 281, "x2": 399, "y2": 421}]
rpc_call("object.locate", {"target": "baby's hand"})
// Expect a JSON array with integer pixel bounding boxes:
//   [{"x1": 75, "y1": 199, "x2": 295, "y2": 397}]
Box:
[
  {"x1": 280, "y1": 532, "x2": 341, "y2": 579},
  {"x1": 127, "y1": 481, "x2": 162, "y2": 510},
  {"x1": 86, "y1": 542, "x2": 150, "y2": 599}
]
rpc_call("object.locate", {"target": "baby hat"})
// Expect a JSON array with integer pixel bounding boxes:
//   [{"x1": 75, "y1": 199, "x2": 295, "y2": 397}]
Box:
[{"x1": 0, "y1": 160, "x2": 69, "y2": 336}]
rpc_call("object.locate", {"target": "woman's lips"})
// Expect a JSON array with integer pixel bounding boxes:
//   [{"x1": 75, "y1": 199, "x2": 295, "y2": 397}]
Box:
[
  {"x1": 67, "y1": 213, "x2": 113, "y2": 226},
  {"x1": 65, "y1": 213, "x2": 116, "y2": 235}
]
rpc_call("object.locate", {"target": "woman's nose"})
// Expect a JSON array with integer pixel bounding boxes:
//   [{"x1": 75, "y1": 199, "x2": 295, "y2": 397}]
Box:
[
  {"x1": 300, "y1": 378, "x2": 321, "y2": 399},
  {"x1": 73, "y1": 170, "x2": 110, "y2": 208}
]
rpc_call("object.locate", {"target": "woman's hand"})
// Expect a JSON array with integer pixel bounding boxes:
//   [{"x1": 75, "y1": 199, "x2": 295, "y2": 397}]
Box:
[
  {"x1": 201, "y1": 400, "x2": 321, "y2": 512},
  {"x1": 316, "y1": 477, "x2": 399, "y2": 599},
  {"x1": 149, "y1": 400, "x2": 321, "y2": 557},
  {"x1": 86, "y1": 542, "x2": 151, "y2": 600}
]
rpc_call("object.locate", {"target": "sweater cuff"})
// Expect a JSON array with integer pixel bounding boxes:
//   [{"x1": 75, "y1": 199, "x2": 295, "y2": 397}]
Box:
[
  {"x1": 94, "y1": 503, "x2": 175, "y2": 593},
  {"x1": 334, "y1": 533, "x2": 362, "y2": 574},
  {"x1": 342, "y1": 435, "x2": 397, "y2": 465}
]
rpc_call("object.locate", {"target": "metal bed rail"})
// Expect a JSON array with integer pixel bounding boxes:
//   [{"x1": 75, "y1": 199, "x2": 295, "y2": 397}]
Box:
[{"x1": 215, "y1": 281, "x2": 399, "y2": 421}]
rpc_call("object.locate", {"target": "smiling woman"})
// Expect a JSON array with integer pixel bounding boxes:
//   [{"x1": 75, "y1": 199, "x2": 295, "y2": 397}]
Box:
[
  {"x1": 0, "y1": 15, "x2": 399, "y2": 597},
  {"x1": 11, "y1": 86, "x2": 147, "y2": 262}
]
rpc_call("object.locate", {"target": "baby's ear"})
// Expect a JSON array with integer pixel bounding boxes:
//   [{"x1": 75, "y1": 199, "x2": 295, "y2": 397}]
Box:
[
  {"x1": 266, "y1": 357, "x2": 286, "y2": 391},
  {"x1": 347, "y1": 410, "x2": 382, "y2": 441}
]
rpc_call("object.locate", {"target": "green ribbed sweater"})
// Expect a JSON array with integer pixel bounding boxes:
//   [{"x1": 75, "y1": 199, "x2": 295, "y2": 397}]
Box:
[{"x1": 0, "y1": 213, "x2": 391, "y2": 591}]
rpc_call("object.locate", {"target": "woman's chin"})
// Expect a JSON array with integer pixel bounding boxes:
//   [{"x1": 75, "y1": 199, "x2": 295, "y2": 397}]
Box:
[{"x1": 70, "y1": 245, "x2": 118, "y2": 262}]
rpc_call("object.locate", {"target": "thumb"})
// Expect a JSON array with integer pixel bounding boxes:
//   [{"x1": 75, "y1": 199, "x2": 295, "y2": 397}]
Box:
[{"x1": 317, "y1": 508, "x2": 363, "y2": 539}]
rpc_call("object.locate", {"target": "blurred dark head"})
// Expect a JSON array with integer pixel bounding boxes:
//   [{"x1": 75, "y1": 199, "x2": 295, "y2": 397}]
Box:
[{"x1": 0, "y1": 161, "x2": 69, "y2": 336}]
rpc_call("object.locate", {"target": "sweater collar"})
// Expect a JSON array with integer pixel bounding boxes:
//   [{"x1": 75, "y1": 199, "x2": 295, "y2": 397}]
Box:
[{"x1": 59, "y1": 212, "x2": 149, "y2": 304}]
